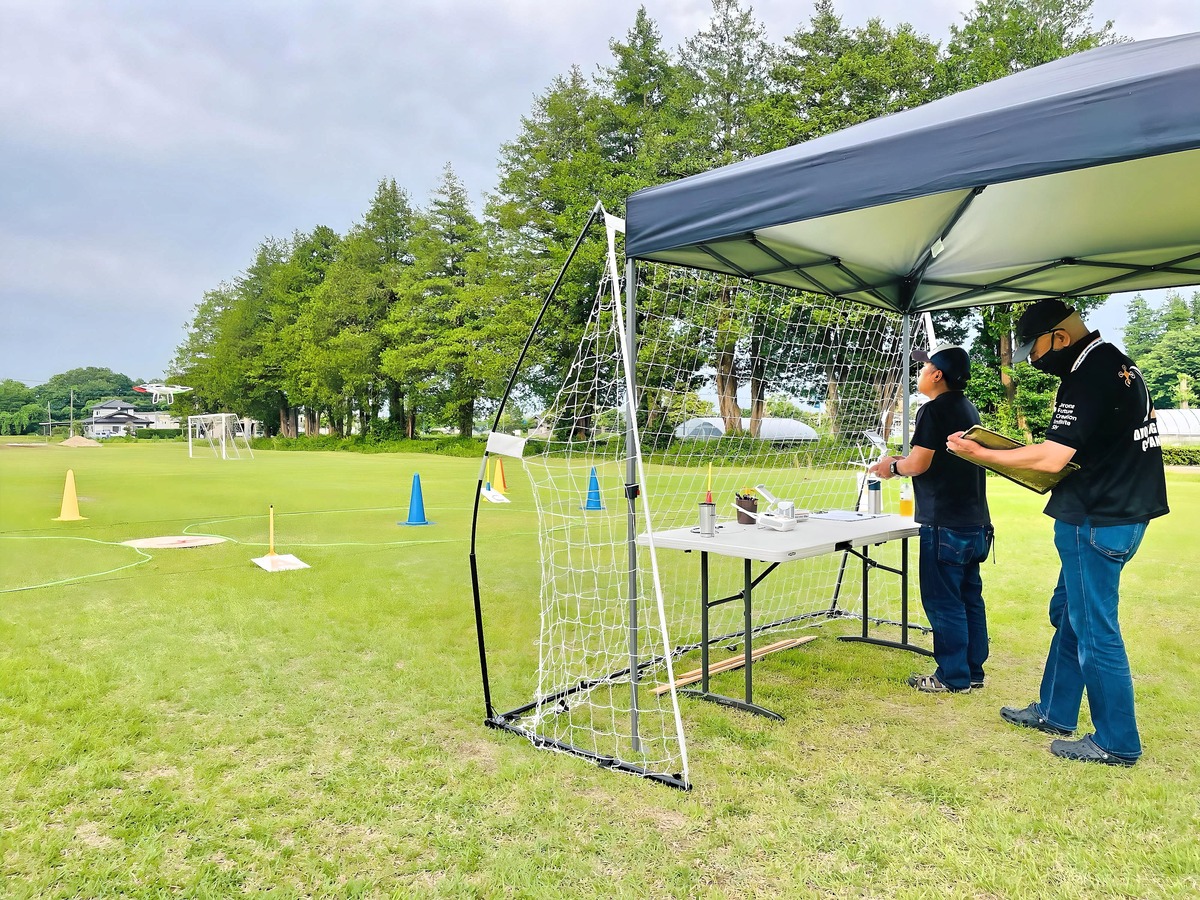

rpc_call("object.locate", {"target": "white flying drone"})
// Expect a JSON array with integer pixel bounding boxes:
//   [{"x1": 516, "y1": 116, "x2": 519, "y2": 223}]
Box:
[{"x1": 134, "y1": 383, "x2": 193, "y2": 404}]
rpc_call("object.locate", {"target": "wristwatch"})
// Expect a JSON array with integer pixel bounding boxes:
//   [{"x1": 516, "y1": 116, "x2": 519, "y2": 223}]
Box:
[{"x1": 890, "y1": 458, "x2": 901, "y2": 477}]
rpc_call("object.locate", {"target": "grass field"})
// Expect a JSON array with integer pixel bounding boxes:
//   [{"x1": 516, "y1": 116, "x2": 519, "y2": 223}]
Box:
[{"x1": 1, "y1": 440, "x2": 1198, "y2": 898}]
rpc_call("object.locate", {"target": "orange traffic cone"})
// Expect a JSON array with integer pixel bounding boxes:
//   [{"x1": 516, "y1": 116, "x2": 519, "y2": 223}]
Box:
[
  {"x1": 53, "y1": 469, "x2": 86, "y2": 521},
  {"x1": 494, "y1": 457, "x2": 508, "y2": 494}
]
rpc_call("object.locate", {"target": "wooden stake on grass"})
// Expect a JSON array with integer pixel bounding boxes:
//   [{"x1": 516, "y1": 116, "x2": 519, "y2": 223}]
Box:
[{"x1": 652, "y1": 635, "x2": 817, "y2": 695}]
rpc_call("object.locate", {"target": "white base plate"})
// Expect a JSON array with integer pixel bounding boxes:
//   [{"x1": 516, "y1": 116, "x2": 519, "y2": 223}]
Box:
[
  {"x1": 123, "y1": 535, "x2": 227, "y2": 549},
  {"x1": 251, "y1": 553, "x2": 309, "y2": 572}
]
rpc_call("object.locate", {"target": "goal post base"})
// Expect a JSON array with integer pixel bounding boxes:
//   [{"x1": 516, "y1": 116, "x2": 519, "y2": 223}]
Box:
[{"x1": 483, "y1": 716, "x2": 691, "y2": 791}]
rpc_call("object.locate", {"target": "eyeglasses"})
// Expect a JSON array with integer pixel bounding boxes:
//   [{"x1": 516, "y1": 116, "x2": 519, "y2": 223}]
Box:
[{"x1": 1027, "y1": 328, "x2": 1062, "y2": 358}]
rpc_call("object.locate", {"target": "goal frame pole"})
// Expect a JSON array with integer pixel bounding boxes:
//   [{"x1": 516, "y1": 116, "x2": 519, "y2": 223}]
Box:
[{"x1": 468, "y1": 201, "x2": 605, "y2": 724}]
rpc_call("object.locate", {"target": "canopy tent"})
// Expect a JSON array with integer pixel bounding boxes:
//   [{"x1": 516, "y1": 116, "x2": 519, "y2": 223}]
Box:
[{"x1": 625, "y1": 33, "x2": 1200, "y2": 312}]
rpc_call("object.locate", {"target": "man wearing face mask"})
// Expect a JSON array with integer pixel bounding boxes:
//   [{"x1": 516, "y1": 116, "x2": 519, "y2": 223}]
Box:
[{"x1": 947, "y1": 299, "x2": 1168, "y2": 767}]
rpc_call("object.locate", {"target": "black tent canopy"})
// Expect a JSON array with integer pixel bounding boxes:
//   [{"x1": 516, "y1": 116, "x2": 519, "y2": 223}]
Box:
[{"x1": 625, "y1": 32, "x2": 1200, "y2": 312}]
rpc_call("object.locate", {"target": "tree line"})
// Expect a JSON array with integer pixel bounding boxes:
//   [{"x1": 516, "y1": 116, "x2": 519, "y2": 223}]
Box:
[
  {"x1": 169, "y1": 0, "x2": 1124, "y2": 441},
  {"x1": 0, "y1": 368, "x2": 153, "y2": 436},
  {"x1": 1123, "y1": 290, "x2": 1200, "y2": 410}
]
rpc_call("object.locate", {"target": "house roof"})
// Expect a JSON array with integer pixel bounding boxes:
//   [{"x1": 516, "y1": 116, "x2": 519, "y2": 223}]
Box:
[
  {"x1": 89, "y1": 412, "x2": 152, "y2": 426},
  {"x1": 91, "y1": 399, "x2": 136, "y2": 411}
]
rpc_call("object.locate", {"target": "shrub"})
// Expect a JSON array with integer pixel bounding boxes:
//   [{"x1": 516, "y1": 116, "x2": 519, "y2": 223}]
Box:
[
  {"x1": 254, "y1": 434, "x2": 487, "y2": 457},
  {"x1": 1161, "y1": 446, "x2": 1200, "y2": 466}
]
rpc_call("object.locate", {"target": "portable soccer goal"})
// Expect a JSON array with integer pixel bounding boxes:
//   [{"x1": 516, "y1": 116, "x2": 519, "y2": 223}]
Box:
[
  {"x1": 188, "y1": 413, "x2": 254, "y2": 459},
  {"x1": 469, "y1": 206, "x2": 932, "y2": 789}
]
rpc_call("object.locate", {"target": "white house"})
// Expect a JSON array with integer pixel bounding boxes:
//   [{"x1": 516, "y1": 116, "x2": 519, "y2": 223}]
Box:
[{"x1": 84, "y1": 400, "x2": 153, "y2": 438}]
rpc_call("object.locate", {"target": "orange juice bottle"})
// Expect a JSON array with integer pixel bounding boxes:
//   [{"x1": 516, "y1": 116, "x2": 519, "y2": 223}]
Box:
[{"x1": 899, "y1": 482, "x2": 914, "y2": 518}]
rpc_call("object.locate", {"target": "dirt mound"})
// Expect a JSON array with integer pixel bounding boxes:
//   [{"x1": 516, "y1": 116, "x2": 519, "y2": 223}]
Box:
[{"x1": 60, "y1": 435, "x2": 102, "y2": 448}]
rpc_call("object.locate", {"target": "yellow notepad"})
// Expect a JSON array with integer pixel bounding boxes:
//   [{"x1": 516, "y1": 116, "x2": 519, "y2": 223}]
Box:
[{"x1": 953, "y1": 425, "x2": 1080, "y2": 495}]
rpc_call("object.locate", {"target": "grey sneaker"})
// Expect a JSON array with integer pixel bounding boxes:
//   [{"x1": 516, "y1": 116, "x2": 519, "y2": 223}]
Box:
[
  {"x1": 907, "y1": 673, "x2": 970, "y2": 693},
  {"x1": 1000, "y1": 702, "x2": 1073, "y2": 736},
  {"x1": 1050, "y1": 734, "x2": 1137, "y2": 767}
]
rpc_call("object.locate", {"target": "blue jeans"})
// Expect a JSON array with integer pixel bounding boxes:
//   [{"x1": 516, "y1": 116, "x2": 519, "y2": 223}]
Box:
[
  {"x1": 1034, "y1": 519, "x2": 1146, "y2": 759},
  {"x1": 919, "y1": 524, "x2": 991, "y2": 691}
]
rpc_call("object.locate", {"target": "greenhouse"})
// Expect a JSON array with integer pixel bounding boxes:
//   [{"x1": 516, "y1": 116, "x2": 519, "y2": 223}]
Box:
[
  {"x1": 1153, "y1": 409, "x2": 1200, "y2": 446},
  {"x1": 672, "y1": 417, "x2": 819, "y2": 441}
]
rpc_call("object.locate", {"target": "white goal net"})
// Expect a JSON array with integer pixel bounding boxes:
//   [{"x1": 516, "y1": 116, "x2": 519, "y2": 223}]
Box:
[
  {"x1": 486, "y1": 215, "x2": 932, "y2": 787},
  {"x1": 188, "y1": 413, "x2": 254, "y2": 459}
]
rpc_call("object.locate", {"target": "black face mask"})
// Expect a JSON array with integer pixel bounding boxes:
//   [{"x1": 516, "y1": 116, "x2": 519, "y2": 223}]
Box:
[{"x1": 1029, "y1": 335, "x2": 1074, "y2": 377}]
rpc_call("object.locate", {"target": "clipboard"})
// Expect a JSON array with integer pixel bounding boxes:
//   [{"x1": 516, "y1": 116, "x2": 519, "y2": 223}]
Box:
[{"x1": 954, "y1": 425, "x2": 1080, "y2": 495}]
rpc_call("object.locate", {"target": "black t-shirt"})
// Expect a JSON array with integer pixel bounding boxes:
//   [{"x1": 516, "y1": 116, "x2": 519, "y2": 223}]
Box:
[
  {"x1": 911, "y1": 391, "x2": 989, "y2": 527},
  {"x1": 1043, "y1": 334, "x2": 1169, "y2": 526}
]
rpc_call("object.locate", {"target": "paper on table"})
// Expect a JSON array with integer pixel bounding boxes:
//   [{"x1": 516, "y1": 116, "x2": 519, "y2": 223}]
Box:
[{"x1": 811, "y1": 509, "x2": 886, "y2": 521}]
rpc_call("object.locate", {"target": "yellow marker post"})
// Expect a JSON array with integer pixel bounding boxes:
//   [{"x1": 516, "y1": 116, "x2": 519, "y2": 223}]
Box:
[{"x1": 251, "y1": 504, "x2": 309, "y2": 571}]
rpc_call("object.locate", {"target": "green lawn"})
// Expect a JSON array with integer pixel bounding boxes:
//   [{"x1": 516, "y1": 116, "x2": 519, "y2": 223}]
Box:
[{"x1": 1, "y1": 441, "x2": 1197, "y2": 898}]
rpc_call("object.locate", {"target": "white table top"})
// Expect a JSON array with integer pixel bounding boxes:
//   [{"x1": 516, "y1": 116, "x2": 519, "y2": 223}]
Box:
[{"x1": 637, "y1": 513, "x2": 918, "y2": 563}]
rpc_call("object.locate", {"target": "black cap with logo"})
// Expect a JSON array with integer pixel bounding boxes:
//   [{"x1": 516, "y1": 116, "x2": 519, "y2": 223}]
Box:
[{"x1": 1013, "y1": 299, "x2": 1076, "y2": 363}]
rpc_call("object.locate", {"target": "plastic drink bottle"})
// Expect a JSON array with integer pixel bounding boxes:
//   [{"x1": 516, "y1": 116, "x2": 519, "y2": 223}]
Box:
[{"x1": 899, "y1": 482, "x2": 914, "y2": 518}]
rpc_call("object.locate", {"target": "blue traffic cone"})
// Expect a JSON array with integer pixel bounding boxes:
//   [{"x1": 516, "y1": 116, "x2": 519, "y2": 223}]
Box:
[
  {"x1": 581, "y1": 466, "x2": 605, "y2": 511},
  {"x1": 401, "y1": 473, "x2": 433, "y2": 526}
]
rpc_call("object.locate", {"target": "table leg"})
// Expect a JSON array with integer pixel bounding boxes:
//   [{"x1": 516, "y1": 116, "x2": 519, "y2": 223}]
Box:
[
  {"x1": 678, "y1": 554, "x2": 783, "y2": 720},
  {"x1": 900, "y1": 536, "x2": 909, "y2": 646},
  {"x1": 700, "y1": 551, "x2": 710, "y2": 693},
  {"x1": 744, "y1": 558, "x2": 753, "y2": 707},
  {"x1": 861, "y1": 543, "x2": 870, "y2": 639},
  {"x1": 838, "y1": 538, "x2": 933, "y2": 657}
]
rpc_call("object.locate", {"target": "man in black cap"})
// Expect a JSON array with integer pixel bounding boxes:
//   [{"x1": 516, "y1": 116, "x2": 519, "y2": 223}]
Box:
[
  {"x1": 872, "y1": 343, "x2": 991, "y2": 694},
  {"x1": 948, "y1": 299, "x2": 1168, "y2": 766}
]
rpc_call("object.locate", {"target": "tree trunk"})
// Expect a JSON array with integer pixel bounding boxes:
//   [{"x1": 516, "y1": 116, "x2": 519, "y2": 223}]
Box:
[
  {"x1": 748, "y1": 336, "x2": 766, "y2": 437},
  {"x1": 999, "y1": 331, "x2": 1031, "y2": 440},
  {"x1": 406, "y1": 411, "x2": 417, "y2": 439},
  {"x1": 388, "y1": 383, "x2": 402, "y2": 421},
  {"x1": 715, "y1": 361, "x2": 740, "y2": 434},
  {"x1": 458, "y1": 397, "x2": 474, "y2": 438},
  {"x1": 825, "y1": 373, "x2": 840, "y2": 436},
  {"x1": 880, "y1": 375, "x2": 900, "y2": 444},
  {"x1": 714, "y1": 288, "x2": 741, "y2": 434},
  {"x1": 277, "y1": 402, "x2": 297, "y2": 438},
  {"x1": 643, "y1": 389, "x2": 660, "y2": 432}
]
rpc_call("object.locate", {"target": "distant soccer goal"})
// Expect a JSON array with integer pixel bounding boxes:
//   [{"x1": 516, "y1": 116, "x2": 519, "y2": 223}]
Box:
[{"x1": 188, "y1": 414, "x2": 254, "y2": 459}]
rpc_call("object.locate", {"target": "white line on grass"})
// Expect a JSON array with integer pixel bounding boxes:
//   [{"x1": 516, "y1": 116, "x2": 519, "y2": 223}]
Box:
[
  {"x1": 0, "y1": 536, "x2": 152, "y2": 594},
  {"x1": 182, "y1": 511, "x2": 470, "y2": 548}
]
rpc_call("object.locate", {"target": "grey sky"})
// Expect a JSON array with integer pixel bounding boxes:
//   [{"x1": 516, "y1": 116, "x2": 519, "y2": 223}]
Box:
[{"x1": 2, "y1": 0, "x2": 1197, "y2": 385}]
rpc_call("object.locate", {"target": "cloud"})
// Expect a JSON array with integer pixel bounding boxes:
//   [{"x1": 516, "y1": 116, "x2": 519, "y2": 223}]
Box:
[
  {"x1": 1, "y1": 0, "x2": 1198, "y2": 383},
  {"x1": 0, "y1": 3, "x2": 284, "y2": 160}
]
